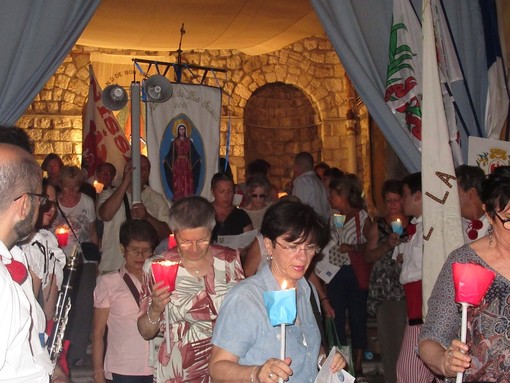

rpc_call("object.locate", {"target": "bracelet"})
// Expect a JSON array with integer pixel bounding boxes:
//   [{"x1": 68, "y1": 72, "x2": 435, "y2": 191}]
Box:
[
  {"x1": 320, "y1": 297, "x2": 329, "y2": 302},
  {"x1": 250, "y1": 365, "x2": 259, "y2": 383},
  {"x1": 317, "y1": 354, "x2": 327, "y2": 369},
  {"x1": 147, "y1": 306, "x2": 161, "y2": 325}
]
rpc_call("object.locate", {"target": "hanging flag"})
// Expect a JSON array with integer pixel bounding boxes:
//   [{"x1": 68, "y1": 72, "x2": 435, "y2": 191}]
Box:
[
  {"x1": 146, "y1": 83, "x2": 221, "y2": 202},
  {"x1": 431, "y1": 0, "x2": 463, "y2": 166},
  {"x1": 384, "y1": 0, "x2": 423, "y2": 147},
  {"x1": 480, "y1": 0, "x2": 509, "y2": 139},
  {"x1": 82, "y1": 66, "x2": 130, "y2": 186},
  {"x1": 421, "y1": 0, "x2": 464, "y2": 315}
]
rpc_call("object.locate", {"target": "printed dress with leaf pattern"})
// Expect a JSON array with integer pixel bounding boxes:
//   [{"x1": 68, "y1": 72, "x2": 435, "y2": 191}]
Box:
[{"x1": 139, "y1": 245, "x2": 244, "y2": 383}]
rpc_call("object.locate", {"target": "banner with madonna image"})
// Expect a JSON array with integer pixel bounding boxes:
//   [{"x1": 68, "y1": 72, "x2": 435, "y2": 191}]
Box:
[{"x1": 146, "y1": 83, "x2": 221, "y2": 202}]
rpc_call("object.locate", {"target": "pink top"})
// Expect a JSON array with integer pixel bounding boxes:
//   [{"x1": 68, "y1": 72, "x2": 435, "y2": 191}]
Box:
[{"x1": 94, "y1": 266, "x2": 152, "y2": 378}]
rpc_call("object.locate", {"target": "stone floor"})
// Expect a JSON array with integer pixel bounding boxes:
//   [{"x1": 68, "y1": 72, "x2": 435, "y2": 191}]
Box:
[{"x1": 69, "y1": 354, "x2": 386, "y2": 383}]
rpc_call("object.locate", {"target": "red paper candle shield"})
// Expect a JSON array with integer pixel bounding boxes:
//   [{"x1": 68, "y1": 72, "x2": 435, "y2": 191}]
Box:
[
  {"x1": 151, "y1": 260, "x2": 179, "y2": 292},
  {"x1": 452, "y1": 263, "x2": 495, "y2": 305}
]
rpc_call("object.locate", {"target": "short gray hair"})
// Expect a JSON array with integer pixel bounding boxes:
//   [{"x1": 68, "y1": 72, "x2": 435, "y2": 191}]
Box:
[
  {"x1": 0, "y1": 150, "x2": 41, "y2": 212},
  {"x1": 168, "y1": 196, "x2": 216, "y2": 233}
]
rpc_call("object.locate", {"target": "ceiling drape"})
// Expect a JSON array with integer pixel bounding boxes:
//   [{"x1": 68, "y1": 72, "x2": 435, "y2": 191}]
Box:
[
  {"x1": 311, "y1": 0, "x2": 488, "y2": 172},
  {"x1": 0, "y1": 0, "x2": 100, "y2": 126}
]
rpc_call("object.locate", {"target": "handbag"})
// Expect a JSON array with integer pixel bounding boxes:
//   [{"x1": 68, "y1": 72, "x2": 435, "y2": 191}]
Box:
[
  {"x1": 347, "y1": 213, "x2": 372, "y2": 291},
  {"x1": 57, "y1": 202, "x2": 101, "y2": 262}
]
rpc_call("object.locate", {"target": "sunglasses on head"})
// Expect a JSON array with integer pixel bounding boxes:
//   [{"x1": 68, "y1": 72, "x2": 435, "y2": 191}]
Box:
[{"x1": 41, "y1": 200, "x2": 57, "y2": 213}]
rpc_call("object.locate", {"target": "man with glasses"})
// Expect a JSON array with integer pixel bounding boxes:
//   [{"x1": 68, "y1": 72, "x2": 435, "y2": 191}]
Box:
[{"x1": 0, "y1": 143, "x2": 49, "y2": 382}]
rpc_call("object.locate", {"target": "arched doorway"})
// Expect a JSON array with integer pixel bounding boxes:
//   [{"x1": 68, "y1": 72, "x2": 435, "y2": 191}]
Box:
[{"x1": 244, "y1": 82, "x2": 321, "y2": 190}]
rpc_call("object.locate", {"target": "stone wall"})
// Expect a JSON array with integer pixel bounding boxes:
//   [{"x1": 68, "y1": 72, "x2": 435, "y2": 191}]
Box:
[{"x1": 17, "y1": 34, "x2": 373, "y2": 196}]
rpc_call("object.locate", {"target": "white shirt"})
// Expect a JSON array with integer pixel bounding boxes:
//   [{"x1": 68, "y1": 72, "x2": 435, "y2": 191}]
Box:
[
  {"x1": 292, "y1": 170, "x2": 331, "y2": 221},
  {"x1": 461, "y1": 215, "x2": 489, "y2": 244},
  {"x1": 0, "y1": 241, "x2": 49, "y2": 382},
  {"x1": 393, "y1": 216, "x2": 423, "y2": 285}
]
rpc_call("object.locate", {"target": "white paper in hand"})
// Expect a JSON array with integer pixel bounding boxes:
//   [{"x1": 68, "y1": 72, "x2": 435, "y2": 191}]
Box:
[{"x1": 314, "y1": 346, "x2": 355, "y2": 383}]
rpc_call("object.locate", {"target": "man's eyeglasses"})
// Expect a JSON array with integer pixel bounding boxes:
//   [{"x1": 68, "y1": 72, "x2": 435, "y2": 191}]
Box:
[
  {"x1": 125, "y1": 246, "x2": 153, "y2": 257},
  {"x1": 14, "y1": 192, "x2": 48, "y2": 206},
  {"x1": 274, "y1": 240, "x2": 320, "y2": 255},
  {"x1": 251, "y1": 194, "x2": 267, "y2": 199},
  {"x1": 495, "y1": 213, "x2": 510, "y2": 230},
  {"x1": 178, "y1": 238, "x2": 211, "y2": 249}
]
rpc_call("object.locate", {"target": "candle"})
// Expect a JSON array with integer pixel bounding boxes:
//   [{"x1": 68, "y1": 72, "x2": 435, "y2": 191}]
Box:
[
  {"x1": 391, "y1": 218, "x2": 403, "y2": 235},
  {"x1": 168, "y1": 234, "x2": 177, "y2": 249},
  {"x1": 263, "y1": 280, "x2": 297, "y2": 383},
  {"x1": 333, "y1": 213, "x2": 346, "y2": 229},
  {"x1": 151, "y1": 259, "x2": 180, "y2": 355},
  {"x1": 55, "y1": 226, "x2": 69, "y2": 248},
  {"x1": 93, "y1": 180, "x2": 104, "y2": 194}
]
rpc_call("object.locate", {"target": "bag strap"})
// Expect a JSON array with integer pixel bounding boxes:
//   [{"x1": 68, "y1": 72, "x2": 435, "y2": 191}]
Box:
[
  {"x1": 354, "y1": 211, "x2": 362, "y2": 245},
  {"x1": 123, "y1": 193, "x2": 132, "y2": 220},
  {"x1": 123, "y1": 273, "x2": 140, "y2": 307},
  {"x1": 57, "y1": 202, "x2": 81, "y2": 244}
]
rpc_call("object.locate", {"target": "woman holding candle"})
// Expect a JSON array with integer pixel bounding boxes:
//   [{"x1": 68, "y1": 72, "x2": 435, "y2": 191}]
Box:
[
  {"x1": 418, "y1": 166, "x2": 510, "y2": 382},
  {"x1": 137, "y1": 196, "x2": 244, "y2": 382},
  {"x1": 21, "y1": 180, "x2": 66, "y2": 321},
  {"x1": 51, "y1": 165, "x2": 99, "y2": 366},
  {"x1": 326, "y1": 174, "x2": 372, "y2": 379},
  {"x1": 364, "y1": 179, "x2": 408, "y2": 383},
  {"x1": 92, "y1": 219, "x2": 158, "y2": 383},
  {"x1": 209, "y1": 199, "x2": 346, "y2": 383}
]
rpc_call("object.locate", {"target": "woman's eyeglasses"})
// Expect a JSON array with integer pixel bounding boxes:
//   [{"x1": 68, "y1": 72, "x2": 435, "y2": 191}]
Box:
[
  {"x1": 274, "y1": 240, "x2": 320, "y2": 255},
  {"x1": 251, "y1": 194, "x2": 267, "y2": 199},
  {"x1": 495, "y1": 213, "x2": 510, "y2": 230},
  {"x1": 178, "y1": 238, "x2": 211, "y2": 249},
  {"x1": 125, "y1": 246, "x2": 153, "y2": 257}
]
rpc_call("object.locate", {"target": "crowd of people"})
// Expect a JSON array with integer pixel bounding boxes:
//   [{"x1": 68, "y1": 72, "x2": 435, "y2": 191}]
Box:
[{"x1": 1, "y1": 125, "x2": 508, "y2": 383}]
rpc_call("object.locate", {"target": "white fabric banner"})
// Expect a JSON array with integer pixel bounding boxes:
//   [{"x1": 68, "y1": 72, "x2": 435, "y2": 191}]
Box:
[
  {"x1": 421, "y1": 0, "x2": 464, "y2": 316},
  {"x1": 82, "y1": 66, "x2": 130, "y2": 186},
  {"x1": 146, "y1": 84, "x2": 221, "y2": 202}
]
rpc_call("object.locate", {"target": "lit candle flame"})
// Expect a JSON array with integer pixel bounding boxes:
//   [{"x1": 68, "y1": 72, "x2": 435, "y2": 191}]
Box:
[
  {"x1": 282, "y1": 280, "x2": 287, "y2": 290},
  {"x1": 55, "y1": 226, "x2": 68, "y2": 235},
  {"x1": 159, "y1": 260, "x2": 179, "y2": 267},
  {"x1": 93, "y1": 180, "x2": 104, "y2": 194},
  {"x1": 278, "y1": 192, "x2": 288, "y2": 199}
]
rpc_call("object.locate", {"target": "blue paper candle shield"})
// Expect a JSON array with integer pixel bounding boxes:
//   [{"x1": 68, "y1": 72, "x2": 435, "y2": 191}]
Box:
[{"x1": 263, "y1": 288, "x2": 297, "y2": 326}]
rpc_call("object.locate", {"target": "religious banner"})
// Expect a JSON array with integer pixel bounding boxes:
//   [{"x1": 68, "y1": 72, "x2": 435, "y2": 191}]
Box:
[
  {"x1": 82, "y1": 66, "x2": 130, "y2": 186},
  {"x1": 146, "y1": 83, "x2": 221, "y2": 202},
  {"x1": 421, "y1": 0, "x2": 464, "y2": 315},
  {"x1": 468, "y1": 136, "x2": 510, "y2": 174}
]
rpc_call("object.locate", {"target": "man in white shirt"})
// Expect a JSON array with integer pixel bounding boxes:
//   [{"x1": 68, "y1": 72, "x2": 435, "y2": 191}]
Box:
[
  {"x1": 291, "y1": 152, "x2": 330, "y2": 222},
  {"x1": 0, "y1": 143, "x2": 49, "y2": 383},
  {"x1": 393, "y1": 172, "x2": 435, "y2": 383},
  {"x1": 97, "y1": 155, "x2": 171, "y2": 273}
]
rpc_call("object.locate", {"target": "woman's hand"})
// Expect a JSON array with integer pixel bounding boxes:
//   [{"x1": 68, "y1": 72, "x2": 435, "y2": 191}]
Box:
[
  {"x1": 255, "y1": 358, "x2": 293, "y2": 382},
  {"x1": 387, "y1": 232, "x2": 400, "y2": 249},
  {"x1": 150, "y1": 280, "x2": 172, "y2": 317},
  {"x1": 443, "y1": 339, "x2": 471, "y2": 378},
  {"x1": 339, "y1": 243, "x2": 355, "y2": 253},
  {"x1": 330, "y1": 350, "x2": 347, "y2": 373}
]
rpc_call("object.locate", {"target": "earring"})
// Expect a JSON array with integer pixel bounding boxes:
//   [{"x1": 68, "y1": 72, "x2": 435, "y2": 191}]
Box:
[
  {"x1": 488, "y1": 224, "x2": 494, "y2": 249},
  {"x1": 266, "y1": 254, "x2": 273, "y2": 262}
]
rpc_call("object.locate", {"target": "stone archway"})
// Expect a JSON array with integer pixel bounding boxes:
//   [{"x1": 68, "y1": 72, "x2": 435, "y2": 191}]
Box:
[{"x1": 244, "y1": 82, "x2": 320, "y2": 190}]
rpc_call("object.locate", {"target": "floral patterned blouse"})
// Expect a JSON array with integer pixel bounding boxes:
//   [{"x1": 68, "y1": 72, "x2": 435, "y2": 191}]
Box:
[
  {"x1": 139, "y1": 245, "x2": 244, "y2": 383},
  {"x1": 420, "y1": 244, "x2": 510, "y2": 382},
  {"x1": 367, "y1": 217, "x2": 405, "y2": 316}
]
